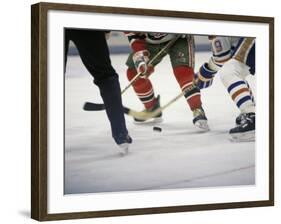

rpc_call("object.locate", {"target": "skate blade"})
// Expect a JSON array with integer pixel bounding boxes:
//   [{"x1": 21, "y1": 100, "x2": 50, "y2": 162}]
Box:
[
  {"x1": 133, "y1": 117, "x2": 163, "y2": 125},
  {"x1": 194, "y1": 120, "x2": 210, "y2": 132},
  {"x1": 230, "y1": 130, "x2": 255, "y2": 142},
  {"x1": 117, "y1": 143, "x2": 129, "y2": 156}
]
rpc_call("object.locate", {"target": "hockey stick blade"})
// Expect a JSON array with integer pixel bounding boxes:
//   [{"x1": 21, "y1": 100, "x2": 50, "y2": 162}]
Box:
[
  {"x1": 82, "y1": 102, "x2": 131, "y2": 116},
  {"x1": 83, "y1": 102, "x2": 165, "y2": 120},
  {"x1": 82, "y1": 101, "x2": 152, "y2": 120},
  {"x1": 125, "y1": 90, "x2": 186, "y2": 120},
  {"x1": 83, "y1": 102, "x2": 105, "y2": 111},
  {"x1": 125, "y1": 108, "x2": 160, "y2": 120}
]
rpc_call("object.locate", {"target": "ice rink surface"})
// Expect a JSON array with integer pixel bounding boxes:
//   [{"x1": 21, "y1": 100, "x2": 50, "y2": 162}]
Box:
[{"x1": 64, "y1": 52, "x2": 255, "y2": 194}]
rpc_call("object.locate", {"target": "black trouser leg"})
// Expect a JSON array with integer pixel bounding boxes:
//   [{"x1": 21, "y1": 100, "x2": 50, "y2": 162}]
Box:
[
  {"x1": 65, "y1": 29, "x2": 130, "y2": 144},
  {"x1": 94, "y1": 76, "x2": 130, "y2": 144},
  {"x1": 67, "y1": 30, "x2": 116, "y2": 81}
]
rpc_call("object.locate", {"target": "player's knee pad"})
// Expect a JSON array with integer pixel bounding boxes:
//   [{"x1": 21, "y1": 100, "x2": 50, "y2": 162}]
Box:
[{"x1": 219, "y1": 59, "x2": 250, "y2": 87}]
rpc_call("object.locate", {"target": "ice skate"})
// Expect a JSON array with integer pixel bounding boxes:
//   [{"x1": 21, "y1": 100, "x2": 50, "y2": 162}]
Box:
[
  {"x1": 192, "y1": 107, "x2": 209, "y2": 131},
  {"x1": 235, "y1": 108, "x2": 255, "y2": 126},
  {"x1": 134, "y1": 95, "x2": 163, "y2": 124},
  {"x1": 230, "y1": 113, "x2": 255, "y2": 142},
  {"x1": 235, "y1": 113, "x2": 244, "y2": 125},
  {"x1": 115, "y1": 134, "x2": 132, "y2": 155}
]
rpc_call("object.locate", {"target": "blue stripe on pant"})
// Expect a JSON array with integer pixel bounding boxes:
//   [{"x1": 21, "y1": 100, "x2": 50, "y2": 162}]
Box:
[
  {"x1": 237, "y1": 96, "x2": 252, "y2": 108},
  {"x1": 227, "y1": 80, "x2": 246, "y2": 93}
]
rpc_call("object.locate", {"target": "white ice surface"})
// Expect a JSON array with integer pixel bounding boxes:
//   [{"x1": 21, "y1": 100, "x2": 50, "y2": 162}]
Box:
[{"x1": 64, "y1": 52, "x2": 255, "y2": 194}]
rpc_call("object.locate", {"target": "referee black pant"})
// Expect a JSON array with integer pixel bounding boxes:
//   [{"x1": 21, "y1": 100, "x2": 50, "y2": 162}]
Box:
[{"x1": 64, "y1": 29, "x2": 130, "y2": 144}]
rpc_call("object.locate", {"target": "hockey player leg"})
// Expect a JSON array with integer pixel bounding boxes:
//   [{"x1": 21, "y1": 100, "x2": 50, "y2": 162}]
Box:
[
  {"x1": 70, "y1": 30, "x2": 132, "y2": 154},
  {"x1": 95, "y1": 75, "x2": 132, "y2": 154},
  {"x1": 235, "y1": 80, "x2": 255, "y2": 125},
  {"x1": 127, "y1": 68, "x2": 163, "y2": 123},
  {"x1": 219, "y1": 59, "x2": 255, "y2": 141},
  {"x1": 173, "y1": 66, "x2": 209, "y2": 131},
  {"x1": 230, "y1": 113, "x2": 255, "y2": 142}
]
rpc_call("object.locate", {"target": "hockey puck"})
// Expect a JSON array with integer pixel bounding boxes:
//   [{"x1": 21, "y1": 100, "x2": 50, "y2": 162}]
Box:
[{"x1": 153, "y1": 126, "x2": 162, "y2": 132}]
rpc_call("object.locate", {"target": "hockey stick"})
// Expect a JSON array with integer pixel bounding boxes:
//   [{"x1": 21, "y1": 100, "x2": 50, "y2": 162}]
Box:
[
  {"x1": 121, "y1": 35, "x2": 181, "y2": 94},
  {"x1": 84, "y1": 85, "x2": 191, "y2": 120}
]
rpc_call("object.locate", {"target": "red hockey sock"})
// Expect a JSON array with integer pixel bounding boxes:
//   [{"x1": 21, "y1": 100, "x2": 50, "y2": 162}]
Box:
[
  {"x1": 127, "y1": 68, "x2": 157, "y2": 109},
  {"x1": 173, "y1": 66, "x2": 202, "y2": 110}
]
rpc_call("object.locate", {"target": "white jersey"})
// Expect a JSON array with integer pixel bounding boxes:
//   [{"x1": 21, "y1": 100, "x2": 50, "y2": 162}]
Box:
[{"x1": 208, "y1": 36, "x2": 239, "y2": 71}]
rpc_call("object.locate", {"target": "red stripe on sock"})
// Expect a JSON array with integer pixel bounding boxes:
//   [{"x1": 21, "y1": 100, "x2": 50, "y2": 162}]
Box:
[{"x1": 127, "y1": 68, "x2": 156, "y2": 109}]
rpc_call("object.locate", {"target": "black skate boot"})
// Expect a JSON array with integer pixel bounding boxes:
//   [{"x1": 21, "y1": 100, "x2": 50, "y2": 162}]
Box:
[
  {"x1": 192, "y1": 107, "x2": 209, "y2": 131},
  {"x1": 229, "y1": 112, "x2": 255, "y2": 141},
  {"x1": 134, "y1": 95, "x2": 163, "y2": 123},
  {"x1": 235, "y1": 113, "x2": 244, "y2": 125},
  {"x1": 235, "y1": 94, "x2": 255, "y2": 125}
]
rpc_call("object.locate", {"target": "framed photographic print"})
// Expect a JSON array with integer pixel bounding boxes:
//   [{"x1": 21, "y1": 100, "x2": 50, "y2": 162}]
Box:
[{"x1": 31, "y1": 2, "x2": 274, "y2": 221}]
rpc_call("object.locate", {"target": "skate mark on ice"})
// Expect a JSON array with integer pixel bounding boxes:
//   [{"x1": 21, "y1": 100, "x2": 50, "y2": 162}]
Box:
[
  {"x1": 65, "y1": 151, "x2": 129, "y2": 165},
  {"x1": 138, "y1": 164, "x2": 255, "y2": 190}
]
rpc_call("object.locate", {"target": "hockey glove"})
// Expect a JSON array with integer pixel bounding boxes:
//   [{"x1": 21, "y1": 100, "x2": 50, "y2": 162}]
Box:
[
  {"x1": 132, "y1": 50, "x2": 153, "y2": 77},
  {"x1": 195, "y1": 63, "x2": 217, "y2": 89}
]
